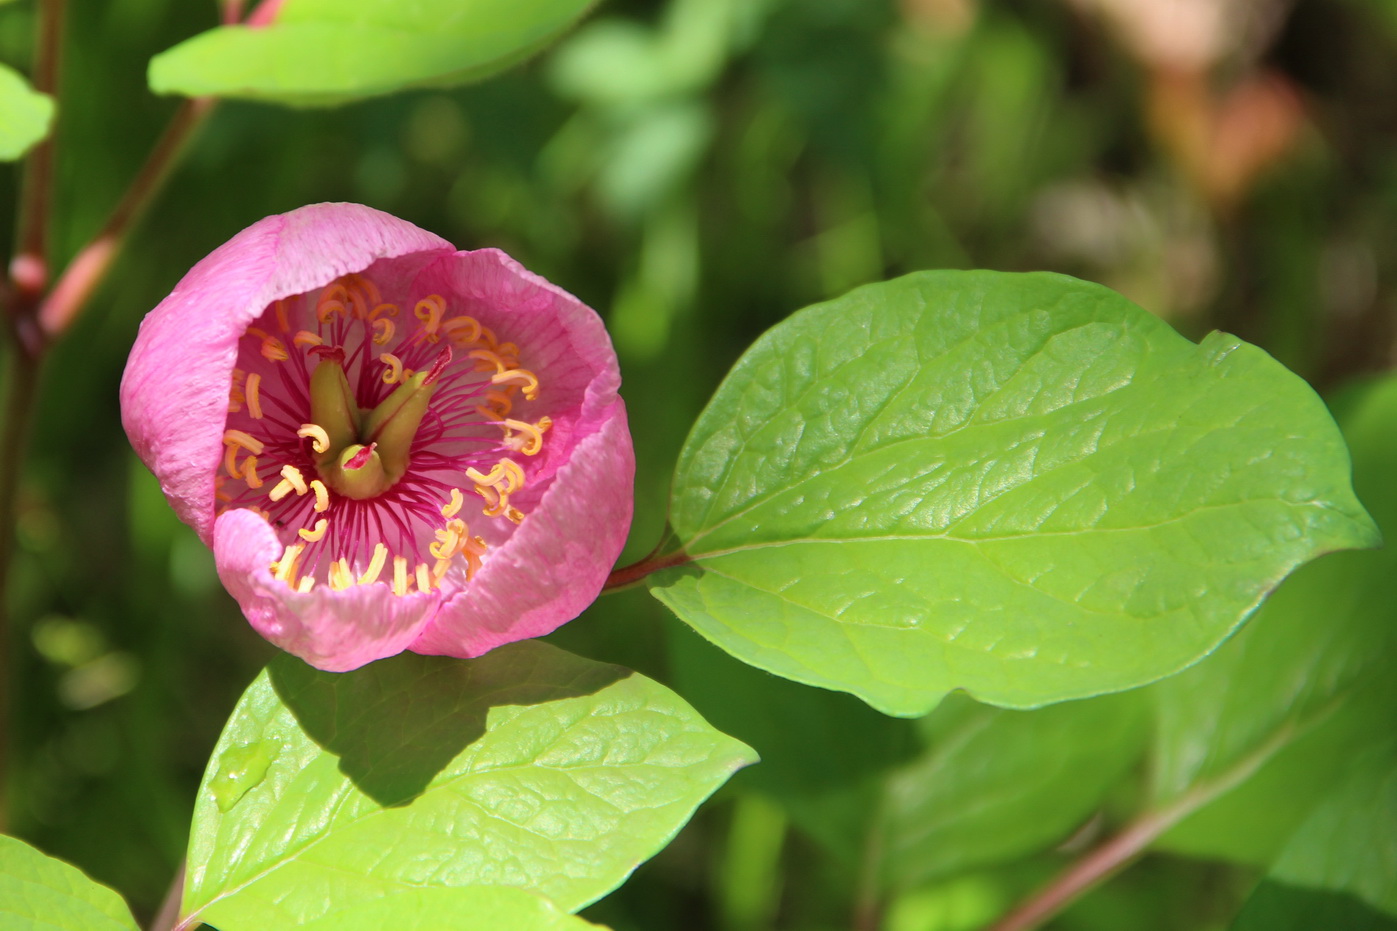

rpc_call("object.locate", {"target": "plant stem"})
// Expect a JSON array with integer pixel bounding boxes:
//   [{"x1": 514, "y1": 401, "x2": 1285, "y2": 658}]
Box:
[
  {"x1": 150, "y1": 860, "x2": 186, "y2": 931},
  {"x1": 601, "y1": 549, "x2": 692, "y2": 593},
  {"x1": 38, "y1": 95, "x2": 216, "y2": 340}
]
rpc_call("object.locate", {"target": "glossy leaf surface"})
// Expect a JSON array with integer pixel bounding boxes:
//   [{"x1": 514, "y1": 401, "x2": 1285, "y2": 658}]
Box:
[
  {"x1": 652, "y1": 271, "x2": 1377, "y2": 714},
  {"x1": 0, "y1": 834, "x2": 139, "y2": 931},
  {"x1": 181, "y1": 642, "x2": 755, "y2": 930}
]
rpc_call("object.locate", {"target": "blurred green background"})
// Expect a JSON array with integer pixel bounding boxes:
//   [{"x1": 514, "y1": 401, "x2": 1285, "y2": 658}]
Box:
[{"x1": 1, "y1": 0, "x2": 1395, "y2": 928}]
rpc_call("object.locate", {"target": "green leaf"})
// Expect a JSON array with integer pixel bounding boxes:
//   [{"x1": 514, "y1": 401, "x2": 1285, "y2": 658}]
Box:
[
  {"x1": 0, "y1": 834, "x2": 140, "y2": 931},
  {"x1": 149, "y1": 0, "x2": 598, "y2": 106},
  {"x1": 650, "y1": 270, "x2": 1377, "y2": 715},
  {"x1": 1264, "y1": 742, "x2": 1397, "y2": 917},
  {"x1": 180, "y1": 641, "x2": 755, "y2": 930},
  {"x1": 1149, "y1": 376, "x2": 1397, "y2": 864},
  {"x1": 1231, "y1": 883, "x2": 1397, "y2": 931},
  {"x1": 0, "y1": 64, "x2": 54, "y2": 161},
  {"x1": 295, "y1": 886, "x2": 608, "y2": 930}
]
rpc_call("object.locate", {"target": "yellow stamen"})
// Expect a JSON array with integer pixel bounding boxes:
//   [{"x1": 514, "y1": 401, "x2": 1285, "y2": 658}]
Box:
[
  {"x1": 296, "y1": 575, "x2": 315, "y2": 593},
  {"x1": 298, "y1": 518, "x2": 328, "y2": 542},
  {"x1": 268, "y1": 478, "x2": 296, "y2": 502},
  {"x1": 441, "y1": 488, "x2": 464, "y2": 518},
  {"x1": 506, "y1": 507, "x2": 525, "y2": 524},
  {"x1": 274, "y1": 300, "x2": 291, "y2": 334},
  {"x1": 462, "y1": 535, "x2": 487, "y2": 579},
  {"x1": 465, "y1": 461, "x2": 508, "y2": 488},
  {"x1": 243, "y1": 456, "x2": 263, "y2": 489},
  {"x1": 432, "y1": 557, "x2": 454, "y2": 583},
  {"x1": 392, "y1": 556, "x2": 409, "y2": 596},
  {"x1": 469, "y1": 349, "x2": 507, "y2": 374},
  {"x1": 329, "y1": 557, "x2": 355, "y2": 591},
  {"x1": 297, "y1": 423, "x2": 331, "y2": 454},
  {"x1": 370, "y1": 302, "x2": 399, "y2": 320},
  {"x1": 246, "y1": 373, "x2": 264, "y2": 419},
  {"x1": 372, "y1": 317, "x2": 395, "y2": 345},
  {"x1": 250, "y1": 507, "x2": 271, "y2": 522},
  {"x1": 359, "y1": 543, "x2": 388, "y2": 585},
  {"x1": 223, "y1": 429, "x2": 266, "y2": 455},
  {"x1": 496, "y1": 342, "x2": 520, "y2": 359},
  {"x1": 280, "y1": 464, "x2": 308, "y2": 496},
  {"x1": 317, "y1": 283, "x2": 348, "y2": 322},
  {"x1": 429, "y1": 525, "x2": 463, "y2": 560},
  {"x1": 379, "y1": 352, "x2": 404, "y2": 385},
  {"x1": 476, "y1": 389, "x2": 513, "y2": 420},
  {"x1": 261, "y1": 336, "x2": 289, "y2": 362},
  {"x1": 503, "y1": 418, "x2": 546, "y2": 456},
  {"x1": 414, "y1": 295, "x2": 446, "y2": 339},
  {"x1": 491, "y1": 367, "x2": 539, "y2": 400},
  {"x1": 477, "y1": 325, "x2": 499, "y2": 352},
  {"x1": 310, "y1": 479, "x2": 329, "y2": 513},
  {"x1": 293, "y1": 330, "x2": 324, "y2": 348},
  {"x1": 272, "y1": 544, "x2": 305, "y2": 583},
  {"x1": 415, "y1": 562, "x2": 432, "y2": 593},
  {"x1": 442, "y1": 315, "x2": 481, "y2": 345},
  {"x1": 223, "y1": 443, "x2": 242, "y2": 479}
]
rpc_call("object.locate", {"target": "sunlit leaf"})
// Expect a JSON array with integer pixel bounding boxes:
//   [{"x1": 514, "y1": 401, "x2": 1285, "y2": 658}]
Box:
[
  {"x1": 0, "y1": 834, "x2": 139, "y2": 931},
  {"x1": 149, "y1": 0, "x2": 598, "y2": 106},
  {"x1": 295, "y1": 886, "x2": 609, "y2": 930},
  {"x1": 0, "y1": 63, "x2": 54, "y2": 161},
  {"x1": 1150, "y1": 377, "x2": 1397, "y2": 864},
  {"x1": 180, "y1": 642, "x2": 755, "y2": 930},
  {"x1": 651, "y1": 270, "x2": 1377, "y2": 715}
]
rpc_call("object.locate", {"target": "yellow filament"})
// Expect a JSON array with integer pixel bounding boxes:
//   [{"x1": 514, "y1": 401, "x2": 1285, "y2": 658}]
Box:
[
  {"x1": 372, "y1": 317, "x2": 395, "y2": 345},
  {"x1": 441, "y1": 488, "x2": 464, "y2": 518},
  {"x1": 268, "y1": 478, "x2": 295, "y2": 502},
  {"x1": 298, "y1": 518, "x2": 329, "y2": 542},
  {"x1": 476, "y1": 389, "x2": 513, "y2": 420},
  {"x1": 223, "y1": 429, "x2": 266, "y2": 455},
  {"x1": 491, "y1": 368, "x2": 539, "y2": 400},
  {"x1": 261, "y1": 337, "x2": 289, "y2": 363},
  {"x1": 442, "y1": 315, "x2": 481, "y2": 345},
  {"x1": 243, "y1": 456, "x2": 263, "y2": 489},
  {"x1": 297, "y1": 423, "x2": 331, "y2": 454},
  {"x1": 392, "y1": 556, "x2": 409, "y2": 596},
  {"x1": 246, "y1": 373, "x2": 264, "y2": 419},
  {"x1": 469, "y1": 349, "x2": 507, "y2": 374},
  {"x1": 415, "y1": 562, "x2": 432, "y2": 593},
  {"x1": 414, "y1": 295, "x2": 446, "y2": 339},
  {"x1": 293, "y1": 330, "x2": 324, "y2": 348},
  {"x1": 296, "y1": 575, "x2": 316, "y2": 593},
  {"x1": 274, "y1": 300, "x2": 291, "y2": 334},
  {"x1": 310, "y1": 479, "x2": 329, "y2": 513},
  {"x1": 329, "y1": 558, "x2": 355, "y2": 591},
  {"x1": 379, "y1": 353, "x2": 404, "y2": 385},
  {"x1": 273, "y1": 544, "x2": 305, "y2": 583},
  {"x1": 280, "y1": 464, "x2": 309, "y2": 496},
  {"x1": 359, "y1": 543, "x2": 389, "y2": 585},
  {"x1": 503, "y1": 419, "x2": 546, "y2": 456}
]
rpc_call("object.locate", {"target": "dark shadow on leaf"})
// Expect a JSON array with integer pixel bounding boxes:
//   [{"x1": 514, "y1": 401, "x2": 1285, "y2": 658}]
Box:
[{"x1": 269, "y1": 640, "x2": 630, "y2": 807}]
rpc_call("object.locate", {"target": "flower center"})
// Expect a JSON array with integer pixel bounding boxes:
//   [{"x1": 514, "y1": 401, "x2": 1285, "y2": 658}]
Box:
[{"x1": 216, "y1": 274, "x2": 554, "y2": 597}]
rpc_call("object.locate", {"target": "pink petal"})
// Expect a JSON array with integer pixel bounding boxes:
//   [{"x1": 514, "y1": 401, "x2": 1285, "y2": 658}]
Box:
[
  {"x1": 411, "y1": 404, "x2": 635, "y2": 657},
  {"x1": 214, "y1": 508, "x2": 440, "y2": 671},
  {"x1": 120, "y1": 203, "x2": 453, "y2": 543}
]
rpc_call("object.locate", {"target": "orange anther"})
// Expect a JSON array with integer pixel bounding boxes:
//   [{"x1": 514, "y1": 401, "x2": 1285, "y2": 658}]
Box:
[
  {"x1": 223, "y1": 429, "x2": 266, "y2": 455},
  {"x1": 298, "y1": 518, "x2": 328, "y2": 542},
  {"x1": 372, "y1": 317, "x2": 395, "y2": 345},
  {"x1": 491, "y1": 368, "x2": 538, "y2": 400},
  {"x1": 293, "y1": 330, "x2": 324, "y2": 348},
  {"x1": 245, "y1": 373, "x2": 264, "y2": 419},
  {"x1": 379, "y1": 353, "x2": 404, "y2": 385},
  {"x1": 297, "y1": 423, "x2": 331, "y2": 454}
]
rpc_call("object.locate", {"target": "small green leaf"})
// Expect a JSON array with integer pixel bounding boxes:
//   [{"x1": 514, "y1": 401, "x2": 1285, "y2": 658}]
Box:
[
  {"x1": 0, "y1": 64, "x2": 54, "y2": 160},
  {"x1": 149, "y1": 0, "x2": 598, "y2": 106},
  {"x1": 0, "y1": 834, "x2": 140, "y2": 931},
  {"x1": 295, "y1": 886, "x2": 608, "y2": 930},
  {"x1": 181, "y1": 642, "x2": 755, "y2": 930},
  {"x1": 651, "y1": 271, "x2": 1377, "y2": 715},
  {"x1": 1150, "y1": 376, "x2": 1397, "y2": 864}
]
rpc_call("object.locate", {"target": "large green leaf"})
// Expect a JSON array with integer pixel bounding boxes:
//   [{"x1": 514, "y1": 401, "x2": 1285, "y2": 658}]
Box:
[
  {"x1": 1149, "y1": 376, "x2": 1397, "y2": 864},
  {"x1": 650, "y1": 270, "x2": 1377, "y2": 715},
  {"x1": 1231, "y1": 882, "x2": 1397, "y2": 931},
  {"x1": 149, "y1": 0, "x2": 597, "y2": 106},
  {"x1": 180, "y1": 642, "x2": 755, "y2": 930},
  {"x1": 0, "y1": 834, "x2": 139, "y2": 931},
  {"x1": 0, "y1": 64, "x2": 54, "y2": 161}
]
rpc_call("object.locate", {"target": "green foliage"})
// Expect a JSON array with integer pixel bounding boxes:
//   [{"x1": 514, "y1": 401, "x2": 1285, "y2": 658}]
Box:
[
  {"x1": 651, "y1": 270, "x2": 1378, "y2": 715},
  {"x1": 0, "y1": 834, "x2": 139, "y2": 931},
  {"x1": 0, "y1": 62, "x2": 53, "y2": 160},
  {"x1": 294, "y1": 887, "x2": 609, "y2": 930},
  {"x1": 1150, "y1": 376, "x2": 1397, "y2": 865},
  {"x1": 149, "y1": 0, "x2": 598, "y2": 106},
  {"x1": 180, "y1": 642, "x2": 755, "y2": 930}
]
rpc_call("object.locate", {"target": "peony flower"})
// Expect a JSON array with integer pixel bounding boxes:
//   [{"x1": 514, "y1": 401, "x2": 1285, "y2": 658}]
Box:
[{"x1": 121, "y1": 203, "x2": 633, "y2": 671}]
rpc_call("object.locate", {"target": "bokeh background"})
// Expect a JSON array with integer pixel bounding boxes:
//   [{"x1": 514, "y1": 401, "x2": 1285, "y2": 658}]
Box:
[{"x1": 1, "y1": 0, "x2": 1395, "y2": 928}]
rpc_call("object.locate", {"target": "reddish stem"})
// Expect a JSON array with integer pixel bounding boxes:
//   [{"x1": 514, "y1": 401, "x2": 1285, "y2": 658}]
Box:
[{"x1": 602, "y1": 549, "x2": 692, "y2": 592}]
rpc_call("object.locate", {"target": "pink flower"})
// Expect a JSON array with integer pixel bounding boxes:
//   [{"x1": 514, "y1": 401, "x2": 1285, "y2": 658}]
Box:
[{"x1": 121, "y1": 203, "x2": 633, "y2": 671}]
